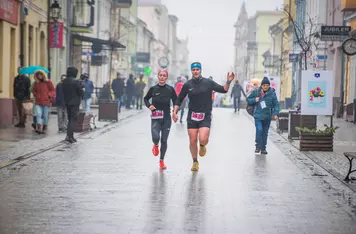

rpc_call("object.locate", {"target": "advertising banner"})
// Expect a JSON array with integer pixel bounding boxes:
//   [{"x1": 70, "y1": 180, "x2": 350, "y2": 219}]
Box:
[
  {"x1": 301, "y1": 71, "x2": 334, "y2": 115},
  {"x1": 49, "y1": 22, "x2": 64, "y2": 48}
]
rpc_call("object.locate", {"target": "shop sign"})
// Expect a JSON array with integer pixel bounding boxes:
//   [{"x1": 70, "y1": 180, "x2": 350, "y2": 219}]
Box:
[{"x1": 0, "y1": 0, "x2": 19, "y2": 25}]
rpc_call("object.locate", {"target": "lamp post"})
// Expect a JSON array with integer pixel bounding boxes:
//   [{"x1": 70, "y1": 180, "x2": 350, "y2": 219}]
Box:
[{"x1": 47, "y1": 0, "x2": 62, "y2": 77}]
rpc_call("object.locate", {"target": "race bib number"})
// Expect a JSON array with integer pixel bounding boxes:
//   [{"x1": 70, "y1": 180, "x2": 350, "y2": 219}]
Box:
[
  {"x1": 152, "y1": 110, "x2": 164, "y2": 119},
  {"x1": 191, "y1": 112, "x2": 205, "y2": 121},
  {"x1": 260, "y1": 101, "x2": 267, "y2": 109}
]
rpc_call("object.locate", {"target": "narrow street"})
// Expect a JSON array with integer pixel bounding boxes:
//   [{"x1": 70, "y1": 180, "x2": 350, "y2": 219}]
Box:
[{"x1": 0, "y1": 108, "x2": 356, "y2": 233}]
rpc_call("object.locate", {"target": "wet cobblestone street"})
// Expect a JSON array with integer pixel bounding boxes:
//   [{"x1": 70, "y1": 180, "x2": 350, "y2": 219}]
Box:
[{"x1": 0, "y1": 108, "x2": 356, "y2": 233}]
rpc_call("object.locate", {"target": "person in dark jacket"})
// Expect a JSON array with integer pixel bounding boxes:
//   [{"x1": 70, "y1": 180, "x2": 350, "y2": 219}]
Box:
[
  {"x1": 62, "y1": 66, "x2": 83, "y2": 143},
  {"x1": 13, "y1": 67, "x2": 31, "y2": 128},
  {"x1": 247, "y1": 77, "x2": 279, "y2": 154},
  {"x1": 231, "y1": 80, "x2": 246, "y2": 113},
  {"x1": 56, "y1": 74, "x2": 67, "y2": 132},
  {"x1": 80, "y1": 73, "x2": 94, "y2": 113},
  {"x1": 112, "y1": 72, "x2": 125, "y2": 112},
  {"x1": 125, "y1": 74, "x2": 135, "y2": 109}
]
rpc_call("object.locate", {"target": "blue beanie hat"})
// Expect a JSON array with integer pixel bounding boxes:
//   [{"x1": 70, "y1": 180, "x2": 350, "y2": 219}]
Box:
[
  {"x1": 261, "y1": 77, "x2": 270, "y2": 85},
  {"x1": 191, "y1": 62, "x2": 202, "y2": 70}
]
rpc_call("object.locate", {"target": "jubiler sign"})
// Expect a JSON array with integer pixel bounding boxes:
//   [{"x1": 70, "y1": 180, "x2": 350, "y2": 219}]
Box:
[{"x1": 321, "y1": 26, "x2": 351, "y2": 41}]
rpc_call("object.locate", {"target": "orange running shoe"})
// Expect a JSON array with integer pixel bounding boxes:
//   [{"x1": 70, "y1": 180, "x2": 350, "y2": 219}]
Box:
[
  {"x1": 152, "y1": 144, "x2": 159, "y2": 156},
  {"x1": 159, "y1": 160, "x2": 167, "y2": 169}
]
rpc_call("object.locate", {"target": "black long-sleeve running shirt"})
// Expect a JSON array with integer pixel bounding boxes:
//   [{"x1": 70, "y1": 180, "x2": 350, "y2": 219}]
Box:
[
  {"x1": 144, "y1": 84, "x2": 177, "y2": 114},
  {"x1": 176, "y1": 77, "x2": 227, "y2": 113}
]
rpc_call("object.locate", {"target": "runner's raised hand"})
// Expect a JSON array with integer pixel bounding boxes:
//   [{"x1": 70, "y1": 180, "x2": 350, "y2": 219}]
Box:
[{"x1": 227, "y1": 72, "x2": 235, "y2": 82}]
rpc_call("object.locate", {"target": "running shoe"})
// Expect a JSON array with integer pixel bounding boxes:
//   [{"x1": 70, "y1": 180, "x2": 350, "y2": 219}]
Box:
[
  {"x1": 191, "y1": 161, "x2": 199, "y2": 171},
  {"x1": 199, "y1": 145, "x2": 207, "y2": 157},
  {"x1": 152, "y1": 144, "x2": 159, "y2": 156},
  {"x1": 261, "y1": 149, "x2": 268, "y2": 155},
  {"x1": 255, "y1": 147, "x2": 261, "y2": 154},
  {"x1": 159, "y1": 160, "x2": 167, "y2": 169}
]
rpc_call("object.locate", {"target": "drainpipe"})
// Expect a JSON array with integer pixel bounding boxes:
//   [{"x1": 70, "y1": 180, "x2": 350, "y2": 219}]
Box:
[
  {"x1": 19, "y1": 2, "x2": 25, "y2": 67},
  {"x1": 339, "y1": 11, "x2": 346, "y2": 118},
  {"x1": 67, "y1": 0, "x2": 73, "y2": 66},
  {"x1": 47, "y1": 0, "x2": 51, "y2": 77}
]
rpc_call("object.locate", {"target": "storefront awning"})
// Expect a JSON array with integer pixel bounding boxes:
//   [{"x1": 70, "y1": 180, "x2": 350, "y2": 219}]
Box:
[{"x1": 72, "y1": 34, "x2": 126, "y2": 49}]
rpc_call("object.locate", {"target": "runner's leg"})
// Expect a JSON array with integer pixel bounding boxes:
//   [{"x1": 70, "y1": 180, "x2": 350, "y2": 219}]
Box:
[
  {"x1": 160, "y1": 118, "x2": 172, "y2": 160},
  {"x1": 188, "y1": 129, "x2": 199, "y2": 159},
  {"x1": 151, "y1": 119, "x2": 161, "y2": 156}
]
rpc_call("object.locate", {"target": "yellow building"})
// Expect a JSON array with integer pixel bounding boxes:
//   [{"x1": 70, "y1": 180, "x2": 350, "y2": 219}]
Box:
[
  {"x1": 0, "y1": 0, "x2": 48, "y2": 125},
  {"x1": 254, "y1": 11, "x2": 283, "y2": 79},
  {"x1": 280, "y1": 0, "x2": 296, "y2": 101}
]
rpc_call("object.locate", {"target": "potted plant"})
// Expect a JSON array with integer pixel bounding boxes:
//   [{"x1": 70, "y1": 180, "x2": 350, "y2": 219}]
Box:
[{"x1": 295, "y1": 125, "x2": 338, "y2": 152}]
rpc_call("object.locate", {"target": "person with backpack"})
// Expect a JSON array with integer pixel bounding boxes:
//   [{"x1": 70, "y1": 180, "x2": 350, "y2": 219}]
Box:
[{"x1": 247, "y1": 77, "x2": 279, "y2": 155}]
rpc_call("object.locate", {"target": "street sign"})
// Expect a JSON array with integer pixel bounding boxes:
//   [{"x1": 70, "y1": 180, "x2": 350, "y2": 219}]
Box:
[
  {"x1": 289, "y1": 53, "x2": 299, "y2": 62},
  {"x1": 321, "y1": 26, "x2": 351, "y2": 41},
  {"x1": 316, "y1": 55, "x2": 328, "y2": 60},
  {"x1": 135, "y1": 52, "x2": 150, "y2": 63}
]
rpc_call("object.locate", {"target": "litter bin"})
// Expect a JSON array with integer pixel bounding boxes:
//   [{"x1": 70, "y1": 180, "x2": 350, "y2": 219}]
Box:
[
  {"x1": 288, "y1": 111, "x2": 317, "y2": 139},
  {"x1": 98, "y1": 100, "x2": 119, "y2": 121},
  {"x1": 276, "y1": 109, "x2": 289, "y2": 133}
]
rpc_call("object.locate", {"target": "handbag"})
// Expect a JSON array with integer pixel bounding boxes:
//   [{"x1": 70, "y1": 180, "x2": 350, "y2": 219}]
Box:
[
  {"x1": 22, "y1": 101, "x2": 33, "y2": 116},
  {"x1": 246, "y1": 89, "x2": 261, "y2": 117}
]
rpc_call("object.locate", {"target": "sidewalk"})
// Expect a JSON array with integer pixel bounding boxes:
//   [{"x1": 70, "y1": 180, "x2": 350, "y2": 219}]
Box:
[
  {"x1": 0, "y1": 108, "x2": 142, "y2": 168},
  {"x1": 271, "y1": 113, "x2": 356, "y2": 186}
]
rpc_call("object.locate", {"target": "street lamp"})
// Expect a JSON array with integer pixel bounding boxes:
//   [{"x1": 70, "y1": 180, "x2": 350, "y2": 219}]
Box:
[{"x1": 50, "y1": 1, "x2": 61, "y2": 21}]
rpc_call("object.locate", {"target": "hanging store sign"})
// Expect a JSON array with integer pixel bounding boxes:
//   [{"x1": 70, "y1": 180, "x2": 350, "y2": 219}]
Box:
[
  {"x1": 321, "y1": 26, "x2": 351, "y2": 41},
  {"x1": 0, "y1": 0, "x2": 19, "y2": 25},
  {"x1": 49, "y1": 22, "x2": 64, "y2": 48}
]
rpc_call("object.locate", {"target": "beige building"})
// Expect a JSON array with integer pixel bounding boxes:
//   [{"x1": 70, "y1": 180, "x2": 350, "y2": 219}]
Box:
[{"x1": 0, "y1": 0, "x2": 49, "y2": 126}]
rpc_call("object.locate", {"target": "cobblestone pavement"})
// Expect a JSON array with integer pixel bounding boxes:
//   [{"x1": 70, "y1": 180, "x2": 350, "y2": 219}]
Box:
[
  {"x1": 0, "y1": 108, "x2": 141, "y2": 168},
  {"x1": 269, "y1": 113, "x2": 356, "y2": 190},
  {"x1": 0, "y1": 108, "x2": 356, "y2": 233}
]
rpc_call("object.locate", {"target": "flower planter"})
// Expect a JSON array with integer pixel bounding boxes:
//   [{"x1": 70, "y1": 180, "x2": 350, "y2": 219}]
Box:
[{"x1": 299, "y1": 133, "x2": 333, "y2": 152}]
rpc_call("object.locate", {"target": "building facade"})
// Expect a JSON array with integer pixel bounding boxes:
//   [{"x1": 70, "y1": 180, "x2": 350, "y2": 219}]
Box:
[
  {"x1": 0, "y1": 0, "x2": 49, "y2": 125},
  {"x1": 279, "y1": 0, "x2": 296, "y2": 102},
  {"x1": 254, "y1": 11, "x2": 283, "y2": 79},
  {"x1": 233, "y1": 2, "x2": 249, "y2": 82}
]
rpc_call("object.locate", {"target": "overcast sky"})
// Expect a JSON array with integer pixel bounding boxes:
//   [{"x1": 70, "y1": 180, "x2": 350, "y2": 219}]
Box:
[{"x1": 161, "y1": 0, "x2": 283, "y2": 81}]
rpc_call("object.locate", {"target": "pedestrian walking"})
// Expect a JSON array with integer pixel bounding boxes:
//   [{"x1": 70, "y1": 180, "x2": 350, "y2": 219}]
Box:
[
  {"x1": 173, "y1": 62, "x2": 235, "y2": 171},
  {"x1": 56, "y1": 74, "x2": 68, "y2": 132},
  {"x1": 247, "y1": 77, "x2": 279, "y2": 154},
  {"x1": 174, "y1": 76, "x2": 187, "y2": 123},
  {"x1": 135, "y1": 74, "x2": 146, "y2": 110},
  {"x1": 112, "y1": 72, "x2": 125, "y2": 113},
  {"x1": 62, "y1": 66, "x2": 83, "y2": 143},
  {"x1": 144, "y1": 68, "x2": 177, "y2": 170},
  {"x1": 13, "y1": 67, "x2": 31, "y2": 128},
  {"x1": 125, "y1": 74, "x2": 135, "y2": 109},
  {"x1": 32, "y1": 70, "x2": 55, "y2": 134},
  {"x1": 80, "y1": 73, "x2": 94, "y2": 113},
  {"x1": 231, "y1": 80, "x2": 246, "y2": 113}
]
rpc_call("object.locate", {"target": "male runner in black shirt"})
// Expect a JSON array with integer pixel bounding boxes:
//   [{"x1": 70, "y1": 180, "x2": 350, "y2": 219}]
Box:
[
  {"x1": 144, "y1": 68, "x2": 177, "y2": 170},
  {"x1": 173, "y1": 62, "x2": 235, "y2": 171}
]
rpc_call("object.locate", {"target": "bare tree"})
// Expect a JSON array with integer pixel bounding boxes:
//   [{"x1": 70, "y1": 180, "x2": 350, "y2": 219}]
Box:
[{"x1": 282, "y1": 8, "x2": 321, "y2": 70}]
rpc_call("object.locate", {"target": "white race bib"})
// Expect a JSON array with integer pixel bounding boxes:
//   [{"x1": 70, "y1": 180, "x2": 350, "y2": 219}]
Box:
[
  {"x1": 151, "y1": 110, "x2": 164, "y2": 119},
  {"x1": 191, "y1": 112, "x2": 205, "y2": 121},
  {"x1": 260, "y1": 101, "x2": 267, "y2": 109}
]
